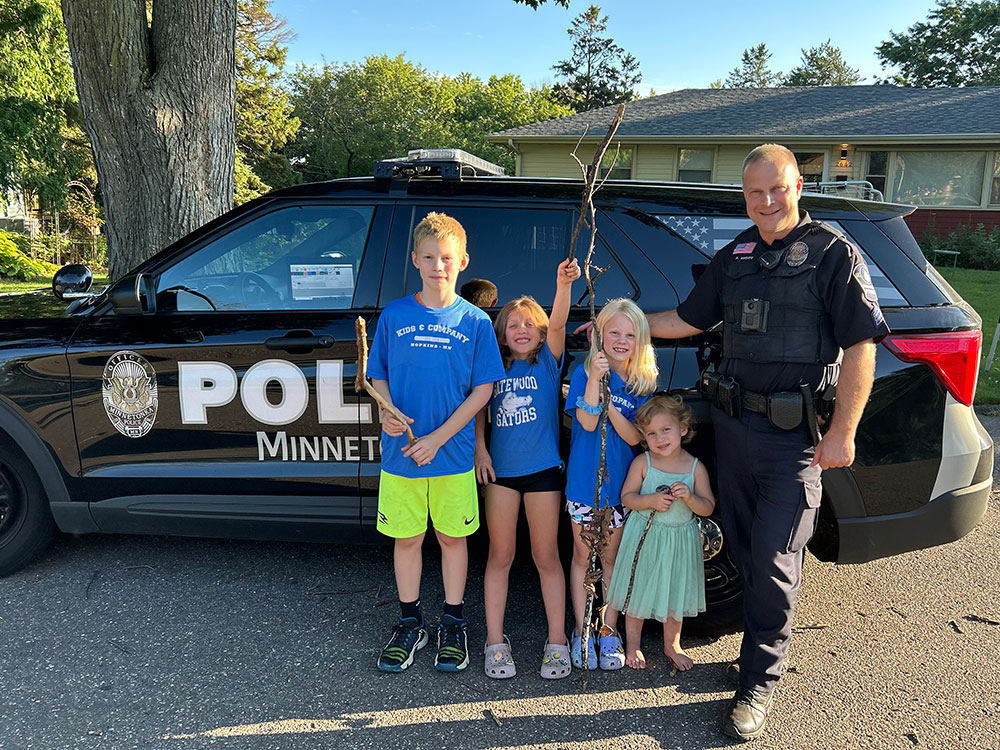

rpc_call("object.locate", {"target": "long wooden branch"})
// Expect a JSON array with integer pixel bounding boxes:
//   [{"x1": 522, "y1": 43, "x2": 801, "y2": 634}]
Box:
[
  {"x1": 355, "y1": 317, "x2": 416, "y2": 445},
  {"x1": 568, "y1": 102, "x2": 627, "y2": 690},
  {"x1": 567, "y1": 104, "x2": 626, "y2": 263}
]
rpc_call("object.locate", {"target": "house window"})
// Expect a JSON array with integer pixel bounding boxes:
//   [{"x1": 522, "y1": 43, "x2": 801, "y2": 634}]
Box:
[
  {"x1": 599, "y1": 147, "x2": 633, "y2": 180},
  {"x1": 794, "y1": 152, "x2": 825, "y2": 183},
  {"x1": 991, "y1": 153, "x2": 1000, "y2": 205},
  {"x1": 866, "y1": 151, "x2": 888, "y2": 197},
  {"x1": 894, "y1": 151, "x2": 986, "y2": 207},
  {"x1": 677, "y1": 148, "x2": 713, "y2": 183}
]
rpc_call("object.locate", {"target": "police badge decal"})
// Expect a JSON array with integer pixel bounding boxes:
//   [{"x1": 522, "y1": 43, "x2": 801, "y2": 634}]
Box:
[{"x1": 102, "y1": 350, "x2": 158, "y2": 438}]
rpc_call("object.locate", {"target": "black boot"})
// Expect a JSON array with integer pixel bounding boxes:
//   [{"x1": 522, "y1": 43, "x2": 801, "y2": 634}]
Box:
[
  {"x1": 724, "y1": 661, "x2": 740, "y2": 686},
  {"x1": 721, "y1": 687, "x2": 774, "y2": 741}
]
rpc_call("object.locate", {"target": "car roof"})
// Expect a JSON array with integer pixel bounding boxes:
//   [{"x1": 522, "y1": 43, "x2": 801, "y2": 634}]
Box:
[{"x1": 266, "y1": 175, "x2": 913, "y2": 221}]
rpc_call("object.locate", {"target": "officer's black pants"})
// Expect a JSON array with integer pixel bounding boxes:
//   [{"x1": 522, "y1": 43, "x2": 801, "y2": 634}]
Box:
[{"x1": 713, "y1": 408, "x2": 822, "y2": 695}]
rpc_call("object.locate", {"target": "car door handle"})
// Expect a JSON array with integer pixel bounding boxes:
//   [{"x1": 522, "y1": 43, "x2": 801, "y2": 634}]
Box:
[{"x1": 265, "y1": 331, "x2": 336, "y2": 351}]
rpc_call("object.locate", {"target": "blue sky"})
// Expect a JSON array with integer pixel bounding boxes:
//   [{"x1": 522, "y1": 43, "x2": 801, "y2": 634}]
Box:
[{"x1": 270, "y1": 0, "x2": 935, "y2": 92}]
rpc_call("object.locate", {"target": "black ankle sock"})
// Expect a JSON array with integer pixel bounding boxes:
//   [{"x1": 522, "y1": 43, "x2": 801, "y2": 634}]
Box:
[
  {"x1": 443, "y1": 601, "x2": 464, "y2": 621},
  {"x1": 400, "y1": 599, "x2": 422, "y2": 624}
]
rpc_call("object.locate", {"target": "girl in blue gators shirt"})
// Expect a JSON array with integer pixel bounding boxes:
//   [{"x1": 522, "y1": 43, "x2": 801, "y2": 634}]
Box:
[{"x1": 475, "y1": 258, "x2": 580, "y2": 680}]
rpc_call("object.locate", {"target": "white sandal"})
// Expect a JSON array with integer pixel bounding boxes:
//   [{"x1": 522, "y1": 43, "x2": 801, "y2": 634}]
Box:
[
  {"x1": 484, "y1": 637, "x2": 516, "y2": 679},
  {"x1": 540, "y1": 641, "x2": 572, "y2": 679}
]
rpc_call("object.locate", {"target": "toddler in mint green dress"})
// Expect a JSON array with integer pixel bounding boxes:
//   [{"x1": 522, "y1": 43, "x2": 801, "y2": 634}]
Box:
[{"x1": 606, "y1": 395, "x2": 716, "y2": 670}]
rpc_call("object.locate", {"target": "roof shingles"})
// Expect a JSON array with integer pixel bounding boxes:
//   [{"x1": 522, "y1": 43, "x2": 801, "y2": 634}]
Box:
[{"x1": 490, "y1": 86, "x2": 1000, "y2": 139}]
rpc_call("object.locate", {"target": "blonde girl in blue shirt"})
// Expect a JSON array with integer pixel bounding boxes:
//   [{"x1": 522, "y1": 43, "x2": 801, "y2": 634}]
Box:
[{"x1": 564, "y1": 298, "x2": 658, "y2": 670}]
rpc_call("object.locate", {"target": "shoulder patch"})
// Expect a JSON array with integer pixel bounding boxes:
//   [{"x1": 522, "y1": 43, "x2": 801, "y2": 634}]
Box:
[{"x1": 853, "y1": 262, "x2": 885, "y2": 326}]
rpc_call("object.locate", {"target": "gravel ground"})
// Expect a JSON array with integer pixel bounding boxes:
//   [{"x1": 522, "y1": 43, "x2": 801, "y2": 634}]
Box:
[{"x1": 1, "y1": 416, "x2": 998, "y2": 750}]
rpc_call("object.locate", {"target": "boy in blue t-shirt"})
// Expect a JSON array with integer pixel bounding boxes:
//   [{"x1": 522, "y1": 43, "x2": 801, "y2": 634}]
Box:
[{"x1": 368, "y1": 212, "x2": 505, "y2": 673}]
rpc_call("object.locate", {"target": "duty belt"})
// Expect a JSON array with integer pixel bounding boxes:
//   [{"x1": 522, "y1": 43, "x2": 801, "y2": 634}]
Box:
[{"x1": 700, "y1": 371, "x2": 816, "y2": 432}]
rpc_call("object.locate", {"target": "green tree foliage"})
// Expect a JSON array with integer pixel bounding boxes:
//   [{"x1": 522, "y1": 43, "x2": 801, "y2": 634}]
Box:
[
  {"x1": 724, "y1": 43, "x2": 783, "y2": 87},
  {"x1": 920, "y1": 223, "x2": 1000, "y2": 270},
  {"x1": 552, "y1": 5, "x2": 641, "y2": 111},
  {"x1": 235, "y1": 0, "x2": 300, "y2": 203},
  {"x1": 0, "y1": 229, "x2": 58, "y2": 280},
  {"x1": 785, "y1": 40, "x2": 862, "y2": 85},
  {"x1": 0, "y1": 0, "x2": 91, "y2": 207},
  {"x1": 877, "y1": 0, "x2": 1000, "y2": 86},
  {"x1": 287, "y1": 56, "x2": 450, "y2": 182},
  {"x1": 286, "y1": 55, "x2": 571, "y2": 181},
  {"x1": 514, "y1": 0, "x2": 569, "y2": 6},
  {"x1": 445, "y1": 73, "x2": 572, "y2": 170}
]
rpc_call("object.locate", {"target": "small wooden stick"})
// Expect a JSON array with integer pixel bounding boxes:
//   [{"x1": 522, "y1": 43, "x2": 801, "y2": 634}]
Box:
[
  {"x1": 621, "y1": 511, "x2": 656, "y2": 615},
  {"x1": 355, "y1": 317, "x2": 416, "y2": 445}
]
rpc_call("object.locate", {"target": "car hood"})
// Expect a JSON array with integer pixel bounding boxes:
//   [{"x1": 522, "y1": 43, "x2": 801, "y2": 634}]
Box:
[
  {"x1": 0, "y1": 291, "x2": 74, "y2": 320},
  {"x1": 0, "y1": 291, "x2": 85, "y2": 350}
]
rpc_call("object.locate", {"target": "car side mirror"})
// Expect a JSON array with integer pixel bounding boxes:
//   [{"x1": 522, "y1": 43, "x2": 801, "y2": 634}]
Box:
[
  {"x1": 108, "y1": 273, "x2": 157, "y2": 316},
  {"x1": 52, "y1": 264, "x2": 93, "y2": 300}
]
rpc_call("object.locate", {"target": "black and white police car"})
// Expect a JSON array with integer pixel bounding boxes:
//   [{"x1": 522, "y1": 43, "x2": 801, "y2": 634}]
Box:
[{"x1": 0, "y1": 149, "x2": 992, "y2": 634}]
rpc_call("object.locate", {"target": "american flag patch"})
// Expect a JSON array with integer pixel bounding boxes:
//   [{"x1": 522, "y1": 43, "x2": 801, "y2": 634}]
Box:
[{"x1": 733, "y1": 242, "x2": 756, "y2": 255}]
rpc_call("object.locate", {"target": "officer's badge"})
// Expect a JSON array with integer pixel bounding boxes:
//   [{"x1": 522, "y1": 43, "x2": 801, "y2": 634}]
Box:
[
  {"x1": 786, "y1": 242, "x2": 809, "y2": 267},
  {"x1": 102, "y1": 350, "x2": 158, "y2": 438}
]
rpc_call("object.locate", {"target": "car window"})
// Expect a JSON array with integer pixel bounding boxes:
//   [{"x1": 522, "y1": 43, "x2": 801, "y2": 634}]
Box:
[
  {"x1": 156, "y1": 204, "x2": 375, "y2": 312},
  {"x1": 653, "y1": 214, "x2": 906, "y2": 307},
  {"x1": 402, "y1": 205, "x2": 635, "y2": 306}
]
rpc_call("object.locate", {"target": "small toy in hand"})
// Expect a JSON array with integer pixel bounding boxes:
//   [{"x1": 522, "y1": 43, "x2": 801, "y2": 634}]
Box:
[{"x1": 656, "y1": 485, "x2": 673, "y2": 495}]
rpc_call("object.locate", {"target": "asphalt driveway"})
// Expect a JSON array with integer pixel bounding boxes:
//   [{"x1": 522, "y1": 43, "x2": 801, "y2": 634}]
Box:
[{"x1": 2, "y1": 414, "x2": 998, "y2": 750}]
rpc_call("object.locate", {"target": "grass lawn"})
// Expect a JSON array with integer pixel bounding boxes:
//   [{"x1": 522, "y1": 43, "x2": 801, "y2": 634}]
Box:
[
  {"x1": 0, "y1": 273, "x2": 108, "y2": 295},
  {"x1": 937, "y1": 267, "x2": 1000, "y2": 405}
]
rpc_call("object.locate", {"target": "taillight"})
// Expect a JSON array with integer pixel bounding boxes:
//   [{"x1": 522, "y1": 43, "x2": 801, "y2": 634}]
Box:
[{"x1": 882, "y1": 330, "x2": 982, "y2": 406}]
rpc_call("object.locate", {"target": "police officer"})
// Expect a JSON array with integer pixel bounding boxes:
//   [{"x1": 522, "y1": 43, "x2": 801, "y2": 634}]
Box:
[{"x1": 646, "y1": 144, "x2": 889, "y2": 741}]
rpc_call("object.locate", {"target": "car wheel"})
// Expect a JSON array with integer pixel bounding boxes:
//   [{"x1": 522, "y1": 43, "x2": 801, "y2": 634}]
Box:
[
  {"x1": 0, "y1": 434, "x2": 55, "y2": 577},
  {"x1": 686, "y1": 519, "x2": 744, "y2": 637}
]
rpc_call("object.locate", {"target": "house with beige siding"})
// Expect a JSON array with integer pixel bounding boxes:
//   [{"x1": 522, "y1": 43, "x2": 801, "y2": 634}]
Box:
[{"x1": 487, "y1": 86, "x2": 1000, "y2": 239}]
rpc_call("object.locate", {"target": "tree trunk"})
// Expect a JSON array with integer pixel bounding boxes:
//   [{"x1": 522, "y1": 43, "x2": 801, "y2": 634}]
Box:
[{"x1": 61, "y1": 0, "x2": 237, "y2": 280}]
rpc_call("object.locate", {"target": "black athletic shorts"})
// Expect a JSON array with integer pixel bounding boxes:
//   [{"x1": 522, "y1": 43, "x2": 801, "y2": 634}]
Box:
[{"x1": 490, "y1": 465, "x2": 563, "y2": 494}]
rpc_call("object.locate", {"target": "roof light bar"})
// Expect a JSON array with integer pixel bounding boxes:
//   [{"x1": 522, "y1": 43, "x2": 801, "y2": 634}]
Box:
[{"x1": 374, "y1": 149, "x2": 505, "y2": 179}]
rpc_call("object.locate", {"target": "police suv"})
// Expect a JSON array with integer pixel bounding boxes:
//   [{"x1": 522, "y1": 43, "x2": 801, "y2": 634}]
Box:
[{"x1": 0, "y1": 149, "x2": 992, "y2": 634}]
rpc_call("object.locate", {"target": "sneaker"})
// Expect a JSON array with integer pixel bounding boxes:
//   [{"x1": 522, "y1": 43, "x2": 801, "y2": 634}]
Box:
[
  {"x1": 376, "y1": 616, "x2": 428, "y2": 672},
  {"x1": 435, "y1": 614, "x2": 469, "y2": 672}
]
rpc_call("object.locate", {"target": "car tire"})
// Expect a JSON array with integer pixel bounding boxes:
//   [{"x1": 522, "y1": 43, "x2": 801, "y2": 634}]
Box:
[
  {"x1": 686, "y1": 591, "x2": 744, "y2": 638},
  {"x1": 0, "y1": 434, "x2": 56, "y2": 577},
  {"x1": 688, "y1": 529, "x2": 745, "y2": 638}
]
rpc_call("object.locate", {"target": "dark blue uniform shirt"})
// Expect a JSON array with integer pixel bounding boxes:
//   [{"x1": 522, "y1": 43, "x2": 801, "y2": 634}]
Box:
[{"x1": 677, "y1": 211, "x2": 890, "y2": 395}]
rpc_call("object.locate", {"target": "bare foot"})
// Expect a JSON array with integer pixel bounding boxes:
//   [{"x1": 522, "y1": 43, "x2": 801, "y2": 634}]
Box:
[
  {"x1": 626, "y1": 649, "x2": 646, "y2": 669},
  {"x1": 664, "y1": 645, "x2": 694, "y2": 671}
]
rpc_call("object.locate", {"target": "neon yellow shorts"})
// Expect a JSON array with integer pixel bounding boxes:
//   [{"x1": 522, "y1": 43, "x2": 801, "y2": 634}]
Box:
[{"x1": 377, "y1": 469, "x2": 479, "y2": 539}]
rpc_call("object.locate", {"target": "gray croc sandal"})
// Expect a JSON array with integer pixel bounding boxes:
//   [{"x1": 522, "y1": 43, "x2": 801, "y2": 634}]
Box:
[
  {"x1": 484, "y1": 638, "x2": 516, "y2": 679},
  {"x1": 540, "y1": 641, "x2": 572, "y2": 679}
]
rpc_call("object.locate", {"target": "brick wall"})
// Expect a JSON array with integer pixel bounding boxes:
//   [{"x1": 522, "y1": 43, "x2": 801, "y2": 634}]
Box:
[{"x1": 904, "y1": 209, "x2": 1000, "y2": 240}]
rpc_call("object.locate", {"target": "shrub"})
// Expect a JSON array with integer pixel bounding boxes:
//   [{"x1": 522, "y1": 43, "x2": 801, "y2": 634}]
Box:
[
  {"x1": 0, "y1": 231, "x2": 60, "y2": 281},
  {"x1": 920, "y1": 224, "x2": 1000, "y2": 271}
]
